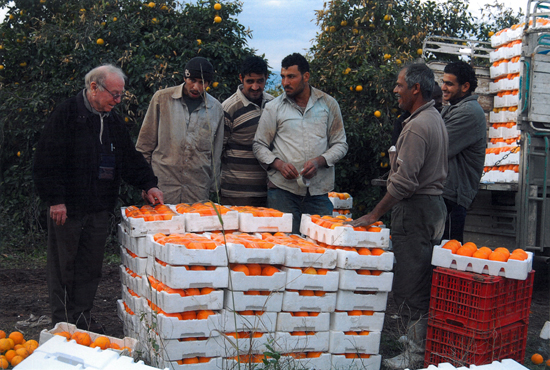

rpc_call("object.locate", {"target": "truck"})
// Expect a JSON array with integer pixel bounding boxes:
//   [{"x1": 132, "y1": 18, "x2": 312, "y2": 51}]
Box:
[{"x1": 420, "y1": 0, "x2": 549, "y2": 255}]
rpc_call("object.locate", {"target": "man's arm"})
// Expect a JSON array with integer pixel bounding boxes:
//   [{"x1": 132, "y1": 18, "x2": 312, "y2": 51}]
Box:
[
  {"x1": 320, "y1": 97, "x2": 348, "y2": 168},
  {"x1": 348, "y1": 192, "x2": 400, "y2": 227}
]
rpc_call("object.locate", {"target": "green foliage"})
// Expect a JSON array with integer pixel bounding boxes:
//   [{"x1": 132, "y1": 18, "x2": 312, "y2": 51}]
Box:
[
  {"x1": 0, "y1": 0, "x2": 256, "y2": 251},
  {"x1": 309, "y1": 0, "x2": 521, "y2": 217}
]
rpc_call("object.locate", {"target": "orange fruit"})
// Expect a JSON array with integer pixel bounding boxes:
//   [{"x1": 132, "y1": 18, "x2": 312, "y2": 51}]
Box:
[
  {"x1": 345, "y1": 353, "x2": 359, "y2": 358},
  {"x1": 75, "y1": 332, "x2": 92, "y2": 346},
  {"x1": 363, "y1": 310, "x2": 375, "y2": 315},
  {"x1": 456, "y1": 246, "x2": 474, "y2": 257},
  {"x1": 8, "y1": 332, "x2": 24, "y2": 345},
  {"x1": 247, "y1": 264, "x2": 262, "y2": 276},
  {"x1": 370, "y1": 248, "x2": 385, "y2": 256},
  {"x1": 14, "y1": 347, "x2": 28, "y2": 359},
  {"x1": 24, "y1": 341, "x2": 37, "y2": 354},
  {"x1": 345, "y1": 331, "x2": 358, "y2": 335},
  {"x1": 238, "y1": 310, "x2": 255, "y2": 316},
  {"x1": 245, "y1": 290, "x2": 260, "y2": 295},
  {"x1": 110, "y1": 343, "x2": 120, "y2": 350},
  {"x1": 512, "y1": 249, "x2": 529, "y2": 259},
  {"x1": 531, "y1": 353, "x2": 544, "y2": 365},
  {"x1": 307, "y1": 352, "x2": 322, "y2": 358},
  {"x1": 54, "y1": 331, "x2": 71, "y2": 340},
  {"x1": 300, "y1": 290, "x2": 315, "y2": 296},
  {"x1": 358, "y1": 248, "x2": 372, "y2": 255},
  {"x1": 309, "y1": 312, "x2": 320, "y2": 316},
  {"x1": 198, "y1": 357, "x2": 211, "y2": 363},
  {"x1": 494, "y1": 247, "x2": 511, "y2": 260},
  {"x1": 232, "y1": 264, "x2": 250, "y2": 275},
  {"x1": 371, "y1": 270, "x2": 383, "y2": 276},
  {"x1": 0, "y1": 357, "x2": 8, "y2": 369},
  {"x1": 348, "y1": 310, "x2": 362, "y2": 316},
  {"x1": 317, "y1": 268, "x2": 329, "y2": 275},
  {"x1": 478, "y1": 246, "x2": 492, "y2": 256},
  {"x1": 291, "y1": 331, "x2": 306, "y2": 336},
  {"x1": 314, "y1": 291, "x2": 326, "y2": 297},
  {"x1": 359, "y1": 330, "x2": 370, "y2": 335},
  {"x1": 462, "y1": 242, "x2": 477, "y2": 252},
  {"x1": 261, "y1": 266, "x2": 279, "y2": 276},
  {"x1": 4, "y1": 351, "x2": 15, "y2": 363},
  {"x1": 546, "y1": 359, "x2": 550, "y2": 367},
  {"x1": 197, "y1": 310, "x2": 215, "y2": 319},
  {"x1": 442, "y1": 239, "x2": 461, "y2": 253},
  {"x1": 13, "y1": 344, "x2": 24, "y2": 351},
  {"x1": 200, "y1": 287, "x2": 215, "y2": 295},
  {"x1": 189, "y1": 265, "x2": 206, "y2": 270},
  {"x1": 303, "y1": 267, "x2": 317, "y2": 274},
  {"x1": 185, "y1": 288, "x2": 200, "y2": 296},
  {"x1": 183, "y1": 357, "x2": 199, "y2": 364},
  {"x1": 181, "y1": 311, "x2": 197, "y2": 320},
  {"x1": 488, "y1": 251, "x2": 507, "y2": 262},
  {"x1": 509, "y1": 251, "x2": 528, "y2": 261},
  {"x1": 93, "y1": 336, "x2": 111, "y2": 350},
  {"x1": 0, "y1": 339, "x2": 12, "y2": 352},
  {"x1": 0, "y1": 331, "x2": 5, "y2": 339},
  {"x1": 10, "y1": 355, "x2": 23, "y2": 367},
  {"x1": 292, "y1": 312, "x2": 309, "y2": 317},
  {"x1": 357, "y1": 269, "x2": 371, "y2": 275},
  {"x1": 472, "y1": 250, "x2": 489, "y2": 259}
]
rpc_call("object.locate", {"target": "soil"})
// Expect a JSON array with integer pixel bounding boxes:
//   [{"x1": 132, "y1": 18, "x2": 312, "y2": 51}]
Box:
[{"x1": 0, "y1": 262, "x2": 548, "y2": 370}]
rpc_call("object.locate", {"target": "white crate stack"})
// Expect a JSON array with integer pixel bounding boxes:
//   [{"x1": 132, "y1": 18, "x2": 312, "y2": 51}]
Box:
[
  {"x1": 329, "y1": 192, "x2": 353, "y2": 218},
  {"x1": 118, "y1": 204, "x2": 392, "y2": 370},
  {"x1": 484, "y1": 24, "x2": 523, "y2": 184}
]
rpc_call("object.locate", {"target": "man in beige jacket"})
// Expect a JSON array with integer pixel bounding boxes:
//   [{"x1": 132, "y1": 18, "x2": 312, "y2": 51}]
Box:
[{"x1": 136, "y1": 57, "x2": 224, "y2": 204}]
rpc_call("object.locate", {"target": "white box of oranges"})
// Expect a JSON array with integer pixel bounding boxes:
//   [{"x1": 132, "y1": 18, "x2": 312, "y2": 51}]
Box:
[
  {"x1": 281, "y1": 290, "x2": 337, "y2": 312},
  {"x1": 218, "y1": 310, "x2": 278, "y2": 332},
  {"x1": 118, "y1": 224, "x2": 150, "y2": 258},
  {"x1": 148, "y1": 234, "x2": 228, "y2": 267},
  {"x1": 120, "y1": 246, "x2": 149, "y2": 276},
  {"x1": 300, "y1": 215, "x2": 390, "y2": 248},
  {"x1": 152, "y1": 261, "x2": 229, "y2": 289},
  {"x1": 121, "y1": 205, "x2": 186, "y2": 237},
  {"x1": 117, "y1": 299, "x2": 142, "y2": 334},
  {"x1": 174, "y1": 203, "x2": 239, "y2": 232},
  {"x1": 225, "y1": 241, "x2": 286, "y2": 265},
  {"x1": 39, "y1": 322, "x2": 137, "y2": 354},
  {"x1": 335, "y1": 249, "x2": 394, "y2": 270},
  {"x1": 119, "y1": 265, "x2": 147, "y2": 298},
  {"x1": 148, "y1": 287, "x2": 224, "y2": 314},
  {"x1": 228, "y1": 265, "x2": 286, "y2": 291},
  {"x1": 328, "y1": 330, "x2": 381, "y2": 354},
  {"x1": 335, "y1": 291, "x2": 389, "y2": 312},
  {"x1": 231, "y1": 206, "x2": 293, "y2": 233},
  {"x1": 211, "y1": 333, "x2": 269, "y2": 356},
  {"x1": 431, "y1": 240, "x2": 533, "y2": 280},
  {"x1": 145, "y1": 334, "x2": 224, "y2": 360},
  {"x1": 330, "y1": 312, "x2": 385, "y2": 332},
  {"x1": 273, "y1": 331, "x2": 330, "y2": 353},
  {"x1": 223, "y1": 290, "x2": 284, "y2": 312},
  {"x1": 121, "y1": 284, "x2": 146, "y2": 315},
  {"x1": 328, "y1": 192, "x2": 353, "y2": 209},
  {"x1": 283, "y1": 245, "x2": 338, "y2": 269},
  {"x1": 140, "y1": 305, "x2": 222, "y2": 340},
  {"x1": 275, "y1": 312, "x2": 330, "y2": 332},
  {"x1": 331, "y1": 353, "x2": 382, "y2": 370},
  {"x1": 153, "y1": 356, "x2": 222, "y2": 370},
  {"x1": 338, "y1": 269, "x2": 394, "y2": 292},
  {"x1": 283, "y1": 267, "x2": 339, "y2": 292},
  {"x1": 292, "y1": 353, "x2": 332, "y2": 370}
]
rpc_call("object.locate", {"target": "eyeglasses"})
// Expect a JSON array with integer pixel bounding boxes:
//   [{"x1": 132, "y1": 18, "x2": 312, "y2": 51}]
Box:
[{"x1": 97, "y1": 82, "x2": 124, "y2": 100}]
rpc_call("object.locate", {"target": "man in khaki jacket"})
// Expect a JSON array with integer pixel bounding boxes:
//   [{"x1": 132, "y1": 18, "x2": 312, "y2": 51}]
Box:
[{"x1": 137, "y1": 57, "x2": 224, "y2": 204}]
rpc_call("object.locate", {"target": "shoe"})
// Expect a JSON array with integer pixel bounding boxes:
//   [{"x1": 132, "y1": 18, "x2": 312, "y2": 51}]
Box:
[
  {"x1": 383, "y1": 351, "x2": 424, "y2": 369},
  {"x1": 76, "y1": 317, "x2": 105, "y2": 334}
]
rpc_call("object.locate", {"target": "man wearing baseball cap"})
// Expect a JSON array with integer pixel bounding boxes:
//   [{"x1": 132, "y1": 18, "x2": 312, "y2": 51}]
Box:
[{"x1": 137, "y1": 56, "x2": 224, "y2": 204}]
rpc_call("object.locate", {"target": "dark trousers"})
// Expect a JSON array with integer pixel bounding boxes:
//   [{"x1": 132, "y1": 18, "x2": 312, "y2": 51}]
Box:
[
  {"x1": 391, "y1": 195, "x2": 446, "y2": 321},
  {"x1": 443, "y1": 198, "x2": 467, "y2": 243},
  {"x1": 47, "y1": 209, "x2": 109, "y2": 325},
  {"x1": 267, "y1": 188, "x2": 333, "y2": 234}
]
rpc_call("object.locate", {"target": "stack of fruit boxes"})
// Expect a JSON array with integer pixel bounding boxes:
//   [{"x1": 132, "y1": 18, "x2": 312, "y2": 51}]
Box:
[
  {"x1": 425, "y1": 241, "x2": 535, "y2": 367},
  {"x1": 329, "y1": 192, "x2": 353, "y2": 218},
  {"x1": 117, "y1": 204, "x2": 394, "y2": 370}
]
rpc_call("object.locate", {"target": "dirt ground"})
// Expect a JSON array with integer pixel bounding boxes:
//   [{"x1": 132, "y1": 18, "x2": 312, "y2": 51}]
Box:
[{"x1": 0, "y1": 262, "x2": 548, "y2": 370}]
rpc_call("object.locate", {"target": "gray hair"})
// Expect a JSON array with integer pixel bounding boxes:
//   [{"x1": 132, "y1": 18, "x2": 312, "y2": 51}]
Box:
[
  {"x1": 402, "y1": 63, "x2": 434, "y2": 100},
  {"x1": 85, "y1": 64, "x2": 126, "y2": 90}
]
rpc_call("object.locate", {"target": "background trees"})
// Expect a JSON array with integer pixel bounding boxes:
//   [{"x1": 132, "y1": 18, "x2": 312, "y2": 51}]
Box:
[{"x1": 0, "y1": 0, "x2": 255, "y2": 252}]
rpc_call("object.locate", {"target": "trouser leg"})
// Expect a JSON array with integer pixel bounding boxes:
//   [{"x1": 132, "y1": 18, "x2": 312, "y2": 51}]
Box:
[
  {"x1": 72, "y1": 211, "x2": 109, "y2": 325},
  {"x1": 302, "y1": 193, "x2": 334, "y2": 218},
  {"x1": 267, "y1": 188, "x2": 302, "y2": 234},
  {"x1": 443, "y1": 198, "x2": 467, "y2": 243}
]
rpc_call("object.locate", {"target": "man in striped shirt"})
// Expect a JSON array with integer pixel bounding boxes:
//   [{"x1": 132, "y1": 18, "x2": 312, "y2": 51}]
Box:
[{"x1": 221, "y1": 56, "x2": 274, "y2": 206}]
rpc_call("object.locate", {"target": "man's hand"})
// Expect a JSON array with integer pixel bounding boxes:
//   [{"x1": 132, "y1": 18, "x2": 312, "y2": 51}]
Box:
[
  {"x1": 272, "y1": 158, "x2": 299, "y2": 180},
  {"x1": 347, "y1": 212, "x2": 378, "y2": 228},
  {"x1": 143, "y1": 187, "x2": 164, "y2": 205},
  {"x1": 301, "y1": 156, "x2": 327, "y2": 179},
  {"x1": 50, "y1": 204, "x2": 68, "y2": 226}
]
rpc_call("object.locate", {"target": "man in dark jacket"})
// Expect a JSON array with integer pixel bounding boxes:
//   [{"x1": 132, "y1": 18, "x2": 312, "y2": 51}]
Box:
[
  {"x1": 33, "y1": 64, "x2": 163, "y2": 331},
  {"x1": 441, "y1": 61, "x2": 487, "y2": 242}
]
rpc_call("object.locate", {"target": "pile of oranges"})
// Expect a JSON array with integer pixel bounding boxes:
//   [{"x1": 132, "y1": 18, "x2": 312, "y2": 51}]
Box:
[
  {"x1": 125, "y1": 204, "x2": 177, "y2": 221},
  {"x1": 230, "y1": 206, "x2": 284, "y2": 217},
  {"x1": 211, "y1": 233, "x2": 275, "y2": 249},
  {"x1": 175, "y1": 202, "x2": 232, "y2": 216},
  {"x1": 230, "y1": 263, "x2": 280, "y2": 276},
  {"x1": 153, "y1": 232, "x2": 221, "y2": 249},
  {"x1": 310, "y1": 215, "x2": 383, "y2": 232},
  {"x1": 262, "y1": 233, "x2": 325, "y2": 253},
  {"x1": 146, "y1": 275, "x2": 218, "y2": 298},
  {"x1": 0, "y1": 330, "x2": 38, "y2": 368},
  {"x1": 442, "y1": 240, "x2": 528, "y2": 262},
  {"x1": 53, "y1": 331, "x2": 131, "y2": 352},
  {"x1": 328, "y1": 192, "x2": 351, "y2": 199}
]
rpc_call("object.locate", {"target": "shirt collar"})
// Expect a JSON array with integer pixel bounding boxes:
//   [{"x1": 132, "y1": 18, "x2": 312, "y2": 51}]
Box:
[{"x1": 83, "y1": 89, "x2": 109, "y2": 117}]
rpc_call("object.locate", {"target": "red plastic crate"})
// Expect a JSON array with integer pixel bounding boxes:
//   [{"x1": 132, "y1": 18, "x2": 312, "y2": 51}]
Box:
[
  {"x1": 429, "y1": 267, "x2": 534, "y2": 331},
  {"x1": 424, "y1": 319, "x2": 527, "y2": 367}
]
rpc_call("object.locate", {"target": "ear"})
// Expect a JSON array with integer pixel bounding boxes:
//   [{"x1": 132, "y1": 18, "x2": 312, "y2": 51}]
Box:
[
  {"x1": 411, "y1": 83, "x2": 421, "y2": 96},
  {"x1": 239, "y1": 74, "x2": 243, "y2": 84},
  {"x1": 303, "y1": 71, "x2": 310, "y2": 83},
  {"x1": 461, "y1": 82, "x2": 470, "y2": 93}
]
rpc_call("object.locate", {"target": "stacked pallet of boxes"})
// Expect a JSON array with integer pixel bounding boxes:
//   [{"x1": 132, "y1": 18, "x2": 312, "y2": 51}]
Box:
[
  {"x1": 300, "y1": 214, "x2": 394, "y2": 370},
  {"x1": 425, "y1": 240, "x2": 534, "y2": 367},
  {"x1": 483, "y1": 24, "x2": 523, "y2": 183},
  {"x1": 329, "y1": 192, "x2": 353, "y2": 218},
  {"x1": 118, "y1": 203, "x2": 393, "y2": 369}
]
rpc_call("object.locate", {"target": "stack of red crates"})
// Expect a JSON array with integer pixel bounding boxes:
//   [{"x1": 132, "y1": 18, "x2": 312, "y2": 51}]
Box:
[{"x1": 424, "y1": 267, "x2": 534, "y2": 367}]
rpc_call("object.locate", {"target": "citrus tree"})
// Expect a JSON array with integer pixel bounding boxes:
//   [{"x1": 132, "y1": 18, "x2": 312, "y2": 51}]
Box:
[
  {"x1": 309, "y1": 0, "x2": 520, "y2": 217},
  {"x1": 0, "y1": 0, "x2": 255, "y2": 252}
]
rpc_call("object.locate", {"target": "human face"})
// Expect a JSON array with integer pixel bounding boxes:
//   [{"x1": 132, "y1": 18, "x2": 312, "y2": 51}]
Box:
[
  {"x1": 183, "y1": 77, "x2": 209, "y2": 99},
  {"x1": 90, "y1": 75, "x2": 124, "y2": 113},
  {"x1": 393, "y1": 69, "x2": 415, "y2": 113},
  {"x1": 281, "y1": 65, "x2": 309, "y2": 98},
  {"x1": 441, "y1": 73, "x2": 469, "y2": 102},
  {"x1": 240, "y1": 73, "x2": 266, "y2": 103}
]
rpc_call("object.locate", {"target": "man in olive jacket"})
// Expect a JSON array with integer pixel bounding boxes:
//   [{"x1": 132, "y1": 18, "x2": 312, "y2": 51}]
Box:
[{"x1": 441, "y1": 61, "x2": 487, "y2": 243}]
